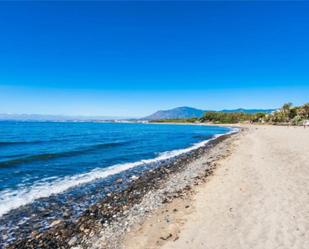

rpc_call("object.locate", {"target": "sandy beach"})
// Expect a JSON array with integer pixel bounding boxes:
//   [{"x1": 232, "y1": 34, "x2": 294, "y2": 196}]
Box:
[
  {"x1": 4, "y1": 124, "x2": 309, "y2": 249},
  {"x1": 123, "y1": 125, "x2": 309, "y2": 249}
]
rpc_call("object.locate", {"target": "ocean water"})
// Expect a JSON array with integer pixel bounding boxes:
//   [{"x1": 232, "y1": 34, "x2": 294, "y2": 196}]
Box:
[{"x1": 0, "y1": 121, "x2": 230, "y2": 219}]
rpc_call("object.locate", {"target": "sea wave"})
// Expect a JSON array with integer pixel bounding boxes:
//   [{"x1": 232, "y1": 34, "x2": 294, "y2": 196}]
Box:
[
  {"x1": 0, "y1": 139, "x2": 67, "y2": 146},
  {"x1": 0, "y1": 141, "x2": 130, "y2": 168},
  {"x1": 0, "y1": 141, "x2": 43, "y2": 146},
  {"x1": 0, "y1": 127, "x2": 238, "y2": 217}
]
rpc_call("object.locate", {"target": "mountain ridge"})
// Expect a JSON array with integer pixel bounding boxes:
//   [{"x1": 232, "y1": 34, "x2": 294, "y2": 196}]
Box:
[
  {"x1": 143, "y1": 107, "x2": 205, "y2": 120},
  {"x1": 143, "y1": 107, "x2": 275, "y2": 120}
]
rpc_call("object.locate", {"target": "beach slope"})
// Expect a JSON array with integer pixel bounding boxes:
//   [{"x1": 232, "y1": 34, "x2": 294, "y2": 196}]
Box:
[{"x1": 124, "y1": 125, "x2": 309, "y2": 249}]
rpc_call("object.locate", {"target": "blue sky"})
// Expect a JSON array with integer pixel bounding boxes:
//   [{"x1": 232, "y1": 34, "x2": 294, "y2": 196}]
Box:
[{"x1": 0, "y1": 1, "x2": 309, "y2": 117}]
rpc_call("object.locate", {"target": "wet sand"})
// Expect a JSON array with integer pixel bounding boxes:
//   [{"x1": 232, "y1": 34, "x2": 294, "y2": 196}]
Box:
[{"x1": 123, "y1": 125, "x2": 309, "y2": 249}]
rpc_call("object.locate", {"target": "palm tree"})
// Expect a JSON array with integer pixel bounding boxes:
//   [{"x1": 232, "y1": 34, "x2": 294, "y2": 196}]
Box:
[
  {"x1": 281, "y1": 103, "x2": 293, "y2": 122},
  {"x1": 302, "y1": 103, "x2": 309, "y2": 118}
]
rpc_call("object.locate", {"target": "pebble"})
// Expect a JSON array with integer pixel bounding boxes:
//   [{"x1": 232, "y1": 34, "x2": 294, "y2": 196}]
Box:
[
  {"x1": 160, "y1": 233, "x2": 173, "y2": 240},
  {"x1": 68, "y1": 236, "x2": 77, "y2": 246},
  {"x1": 131, "y1": 175, "x2": 139, "y2": 181},
  {"x1": 50, "y1": 220, "x2": 61, "y2": 227},
  {"x1": 115, "y1": 178, "x2": 123, "y2": 184}
]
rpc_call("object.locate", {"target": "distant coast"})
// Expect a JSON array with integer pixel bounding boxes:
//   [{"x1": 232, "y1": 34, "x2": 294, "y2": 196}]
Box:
[{"x1": 146, "y1": 102, "x2": 309, "y2": 126}]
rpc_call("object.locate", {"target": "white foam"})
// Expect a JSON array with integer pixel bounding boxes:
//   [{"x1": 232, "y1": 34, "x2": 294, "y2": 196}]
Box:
[{"x1": 0, "y1": 127, "x2": 237, "y2": 217}]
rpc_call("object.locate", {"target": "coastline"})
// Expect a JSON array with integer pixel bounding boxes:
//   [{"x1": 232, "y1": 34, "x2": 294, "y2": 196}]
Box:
[
  {"x1": 123, "y1": 125, "x2": 309, "y2": 249},
  {"x1": 0, "y1": 123, "x2": 231, "y2": 219},
  {"x1": 89, "y1": 130, "x2": 239, "y2": 249},
  {"x1": 4, "y1": 123, "x2": 309, "y2": 249},
  {"x1": 4, "y1": 126, "x2": 238, "y2": 249}
]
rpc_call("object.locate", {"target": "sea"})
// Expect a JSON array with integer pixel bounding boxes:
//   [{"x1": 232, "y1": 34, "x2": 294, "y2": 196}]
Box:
[{"x1": 0, "y1": 121, "x2": 231, "y2": 244}]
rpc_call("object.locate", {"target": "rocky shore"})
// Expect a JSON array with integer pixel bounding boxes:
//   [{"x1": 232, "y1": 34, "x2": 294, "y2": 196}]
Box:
[{"x1": 4, "y1": 130, "x2": 239, "y2": 249}]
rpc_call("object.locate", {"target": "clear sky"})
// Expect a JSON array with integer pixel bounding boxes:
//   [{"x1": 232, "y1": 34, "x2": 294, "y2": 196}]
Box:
[{"x1": 0, "y1": 1, "x2": 309, "y2": 117}]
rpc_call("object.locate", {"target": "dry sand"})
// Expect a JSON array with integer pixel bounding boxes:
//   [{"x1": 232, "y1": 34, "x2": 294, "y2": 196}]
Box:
[{"x1": 123, "y1": 125, "x2": 309, "y2": 249}]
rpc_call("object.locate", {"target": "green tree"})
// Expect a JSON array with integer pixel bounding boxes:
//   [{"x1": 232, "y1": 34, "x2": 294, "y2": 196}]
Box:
[
  {"x1": 302, "y1": 103, "x2": 309, "y2": 118},
  {"x1": 280, "y1": 103, "x2": 293, "y2": 122}
]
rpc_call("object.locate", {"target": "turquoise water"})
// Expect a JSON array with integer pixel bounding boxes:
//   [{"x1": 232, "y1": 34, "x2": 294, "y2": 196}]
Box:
[{"x1": 0, "y1": 121, "x2": 230, "y2": 217}]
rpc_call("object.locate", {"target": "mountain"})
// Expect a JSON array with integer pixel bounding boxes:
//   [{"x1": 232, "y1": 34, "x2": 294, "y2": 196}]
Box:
[
  {"x1": 143, "y1": 107, "x2": 205, "y2": 120},
  {"x1": 143, "y1": 107, "x2": 276, "y2": 120}
]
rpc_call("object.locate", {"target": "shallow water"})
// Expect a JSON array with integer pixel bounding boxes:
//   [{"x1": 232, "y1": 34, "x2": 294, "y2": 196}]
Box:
[
  {"x1": 0, "y1": 122, "x2": 229, "y2": 215},
  {"x1": 0, "y1": 121, "x2": 231, "y2": 246}
]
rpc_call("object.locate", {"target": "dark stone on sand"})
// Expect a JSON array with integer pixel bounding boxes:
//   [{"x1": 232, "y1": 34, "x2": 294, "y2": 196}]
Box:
[{"x1": 3, "y1": 133, "x2": 234, "y2": 249}]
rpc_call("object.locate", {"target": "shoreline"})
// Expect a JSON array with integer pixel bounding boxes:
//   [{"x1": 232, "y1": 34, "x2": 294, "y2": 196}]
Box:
[
  {"x1": 123, "y1": 125, "x2": 309, "y2": 249},
  {"x1": 0, "y1": 123, "x2": 232, "y2": 219},
  {"x1": 4, "y1": 127, "x2": 239, "y2": 249},
  {"x1": 89, "y1": 131, "x2": 240, "y2": 249}
]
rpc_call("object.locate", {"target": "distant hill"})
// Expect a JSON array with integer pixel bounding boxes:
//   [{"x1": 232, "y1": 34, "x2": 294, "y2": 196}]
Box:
[
  {"x1": 143, "y1": 107, "x2": 205, "y2": 120},
  {"x1": 143, "y1": 107, "x2": 276, "y2": 120}
]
